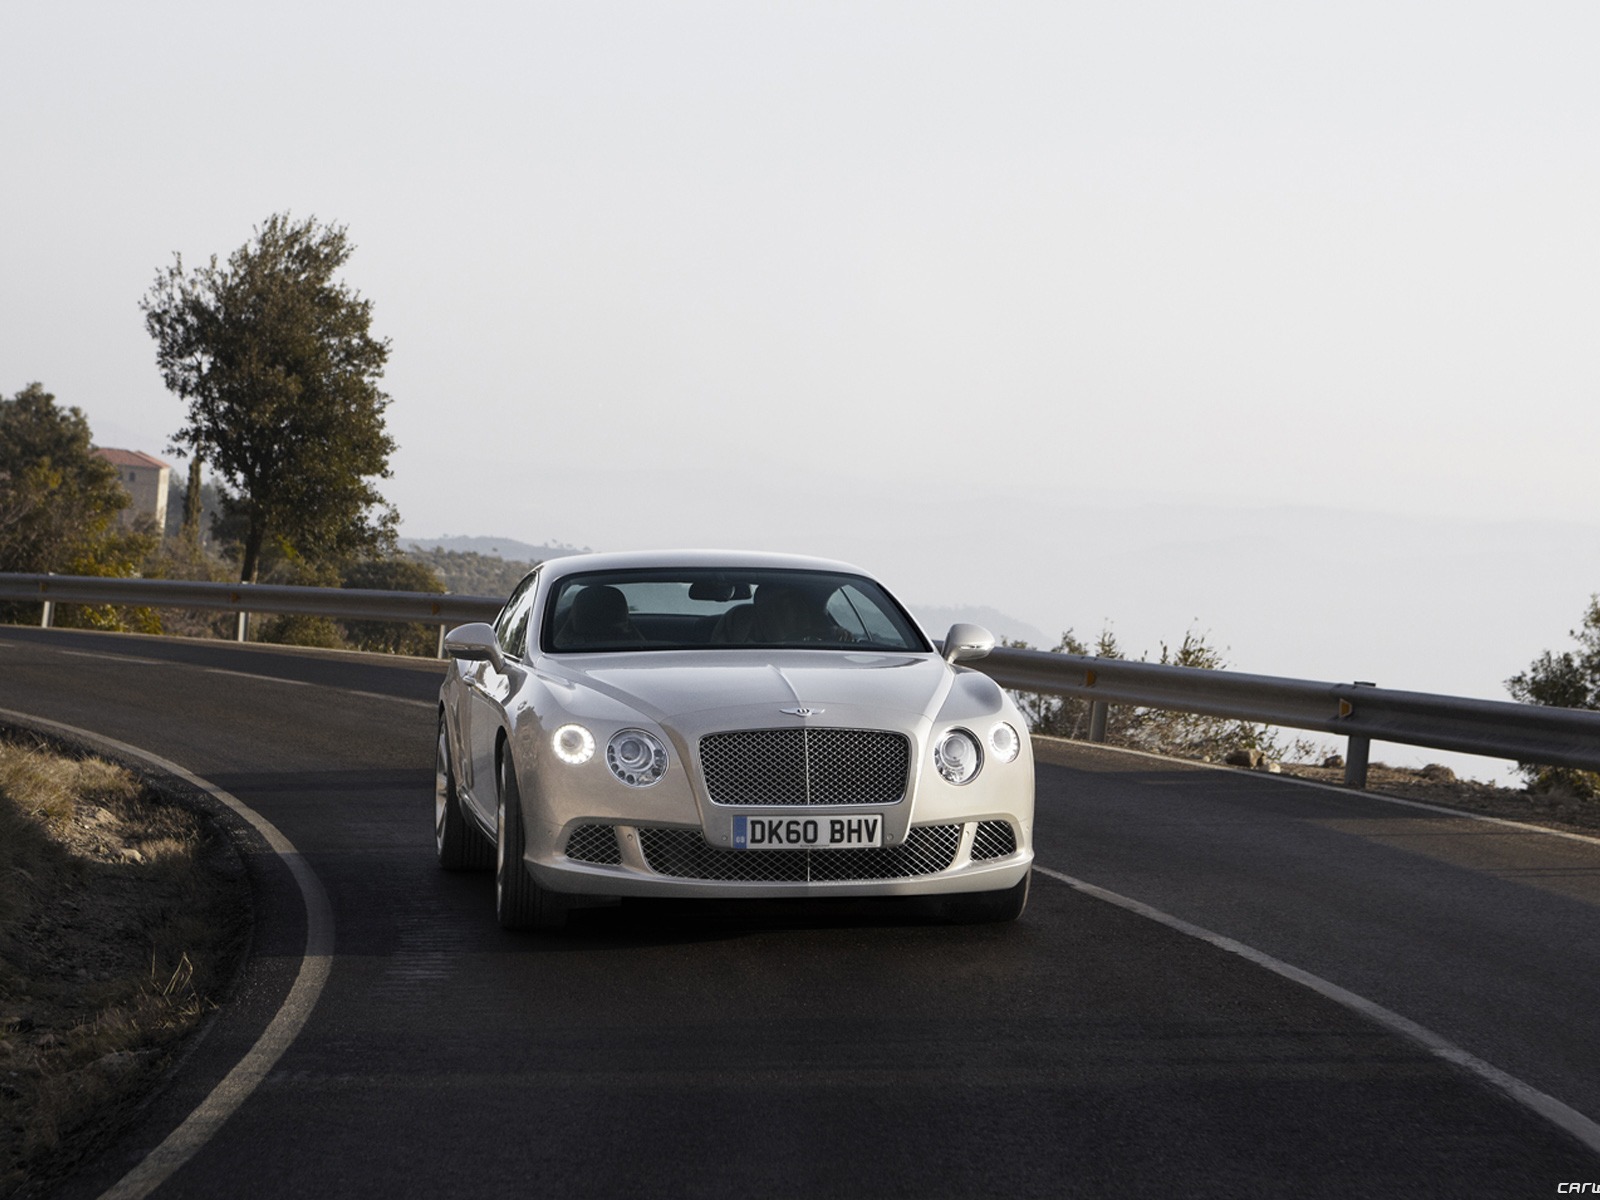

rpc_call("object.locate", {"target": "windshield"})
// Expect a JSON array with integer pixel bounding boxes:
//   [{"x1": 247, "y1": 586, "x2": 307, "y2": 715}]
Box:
[{"x1": 541, "y1": 568, "x2": 931, "y2": 654}]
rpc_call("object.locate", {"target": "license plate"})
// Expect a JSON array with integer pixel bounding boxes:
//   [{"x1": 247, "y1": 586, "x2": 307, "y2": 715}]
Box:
[{"x1": 732, "y1": 814, "x2": 882, "y2": 850}]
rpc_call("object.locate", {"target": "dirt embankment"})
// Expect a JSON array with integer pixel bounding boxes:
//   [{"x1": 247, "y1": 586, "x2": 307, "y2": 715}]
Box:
[{"x1": 0, "y1": 732, "x2": 249, "y2": 1197}]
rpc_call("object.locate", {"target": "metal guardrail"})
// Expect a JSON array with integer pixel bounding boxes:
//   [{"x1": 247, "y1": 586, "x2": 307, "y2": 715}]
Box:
[
  {"x1": 0, "y1": 572, "x2": 502, "y2": 650},
  {"x1": 3, "y1": 572, "x2": 1597, "y2": 787},
  {"x1": 977, "y1": 644, "x2": 1600, "y2": 786}
]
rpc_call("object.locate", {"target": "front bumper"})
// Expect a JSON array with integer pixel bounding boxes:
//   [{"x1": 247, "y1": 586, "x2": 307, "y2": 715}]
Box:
[{"x1": 526, "y1": 816, "x2": 1033, "y2": 900}]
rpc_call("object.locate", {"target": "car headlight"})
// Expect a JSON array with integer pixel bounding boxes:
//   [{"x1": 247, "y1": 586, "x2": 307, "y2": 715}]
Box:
[
  {"x1": 988, "y1": 721, "x2": 1021, "y2": 763},
  {"x1": 607, "y1": 729, "x2": 668, "y2": 787},
  {"x1": 933, "y1": 729, "x2": 982, "y2": 785},
  {"x1": 552, "y1": 723, "x2": 596, "y2": 765}
]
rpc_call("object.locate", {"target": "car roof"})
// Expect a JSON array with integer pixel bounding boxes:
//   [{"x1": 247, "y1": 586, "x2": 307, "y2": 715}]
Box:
[{"x1": 537, "y1": 549, "x2": 873, "y2": 583}]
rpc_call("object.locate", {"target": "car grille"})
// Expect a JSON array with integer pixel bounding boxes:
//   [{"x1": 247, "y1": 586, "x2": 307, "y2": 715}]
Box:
[
  {"x1": 564, "y1": 824, "x2": 621, "y2": 865},
  {"x1": 637, "y1": 823, "x2": 961, "y2": 882},
  {"x1": 699, "y1": 728, "x2": 910, "y2": 807},
  {"x1": 970, "y1": 820, "x2": 1017, "y2": 860}
]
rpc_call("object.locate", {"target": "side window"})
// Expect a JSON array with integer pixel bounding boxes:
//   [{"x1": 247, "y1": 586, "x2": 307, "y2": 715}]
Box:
[
  {"x1": 494, "y1": 570, "x2": 540, "y2": 656},
  {"x1": 504, "y1": 591, "x2": 536, "y2": 659},
  {"x1": 824, "y1": 589, "x2": 869, "y2": 640},
  {"x1": 828, "y1": 584, "x2": 910, "y2": 647}
]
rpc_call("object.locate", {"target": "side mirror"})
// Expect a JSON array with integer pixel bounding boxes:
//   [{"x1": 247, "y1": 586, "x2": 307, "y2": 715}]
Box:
[
  {"x1": 443, "y1": 622, "x2": 507, "y2": 672},
  {"x1": 942, "y1": 622, "x2": 995, "y2": 664}
]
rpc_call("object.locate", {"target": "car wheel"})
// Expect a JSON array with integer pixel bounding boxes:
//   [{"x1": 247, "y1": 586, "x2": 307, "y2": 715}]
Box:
[
  {"x1": 436, "y1": 714, "x2": 492, "y2": 871},
  {"x1": 943, "y1": 869, "x2": 1030, "y2": 924},
  {"x1": 495, "y1": 748, "x2": 569, "y2": 930}
]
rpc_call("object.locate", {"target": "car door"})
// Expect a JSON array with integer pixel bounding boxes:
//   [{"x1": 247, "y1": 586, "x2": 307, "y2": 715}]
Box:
[{"x1": 462, "y1": 570, "x2": 539, "y2": 826}]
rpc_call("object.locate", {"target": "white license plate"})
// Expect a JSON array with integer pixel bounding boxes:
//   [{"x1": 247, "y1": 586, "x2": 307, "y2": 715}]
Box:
[{"x1": 732, "y1": 814, "x2": 882, "y2": 850}]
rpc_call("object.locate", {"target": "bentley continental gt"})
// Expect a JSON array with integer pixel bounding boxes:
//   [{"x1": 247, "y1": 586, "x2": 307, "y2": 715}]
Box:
[{"x1": 435, "y1": 551, "x2": 1034, "y2": 927}]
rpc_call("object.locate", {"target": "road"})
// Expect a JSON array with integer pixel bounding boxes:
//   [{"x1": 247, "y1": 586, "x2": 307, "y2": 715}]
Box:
[{"x1": 2, "y1": 625, "x2": 1597, "y2": 1198}]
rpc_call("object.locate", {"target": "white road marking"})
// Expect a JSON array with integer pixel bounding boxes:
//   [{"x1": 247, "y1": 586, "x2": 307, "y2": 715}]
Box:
[
  {"x1": 200, "y1": 666, "x2": 433, "y2": 708},
  {"x1": 1035, "y1": 863, "x2": 1600, "y2": 1157},
  {"x1": 57, "y1": 650, "x2": 170, "y2": 666},
  {"x1": 346, "y1": 689, "x2": 434, "y2": 709},
  {"x1": 192, "y1": 666, "x2": 434, "y2": 707},
  {"x1": 48, "y1": 647, "x2": 435, "y2": 709},
  {"x1": 0, "y1": 708, "x2": 336, "y2": 1200},
  {"x1": 203, "y1": 667, "x2": 311, "y2": 685}
]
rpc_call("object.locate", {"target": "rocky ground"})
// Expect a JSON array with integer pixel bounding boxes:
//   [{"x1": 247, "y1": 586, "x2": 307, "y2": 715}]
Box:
[{"x1": 0, "y1": 733, "x2": 249, "y2": 1198}]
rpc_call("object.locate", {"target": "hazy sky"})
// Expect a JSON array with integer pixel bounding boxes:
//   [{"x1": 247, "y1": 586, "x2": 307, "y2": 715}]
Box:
[{"x1": 5, "y1": 2, "x2": 1598, "y2": 766}]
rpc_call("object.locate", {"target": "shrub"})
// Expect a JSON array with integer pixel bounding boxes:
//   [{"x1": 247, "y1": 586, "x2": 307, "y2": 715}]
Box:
[
  {"x1": 1506, "y1": 596, "x2": 1600, "y2": 798},
  {"x1": 1007, "y1": 625, "x2": 1283, "y2": 762}
]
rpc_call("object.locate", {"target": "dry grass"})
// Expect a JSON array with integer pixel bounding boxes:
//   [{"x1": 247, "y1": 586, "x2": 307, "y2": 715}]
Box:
[{"x1": 0, "y1": 732, "x2": 249, "y2": 1197}]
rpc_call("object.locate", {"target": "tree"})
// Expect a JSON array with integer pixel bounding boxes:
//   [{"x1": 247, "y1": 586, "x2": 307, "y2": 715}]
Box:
[
  {"x1": 1, "y1": 383, "x2": 124, "y2": 571},
  {"x1": 0, "y1": 383, "x2": 159, "y2": 629},
  {"x1": 1507, "y1": 596, "x2": 1600, "y2": 799},
  {"x1": 142, "y1": 213, "x2": 398, "y2": 583}
]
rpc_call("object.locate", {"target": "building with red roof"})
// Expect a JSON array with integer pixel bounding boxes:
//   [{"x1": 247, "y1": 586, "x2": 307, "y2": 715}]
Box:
[{"x1": 92, "y1": 448, "x2": 172, "y2": 534}]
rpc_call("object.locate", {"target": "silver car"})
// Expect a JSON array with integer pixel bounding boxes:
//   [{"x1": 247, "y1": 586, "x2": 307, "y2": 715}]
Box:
[{"x1": 435, "y1": 550, "x2": 1034, "y2": 928}]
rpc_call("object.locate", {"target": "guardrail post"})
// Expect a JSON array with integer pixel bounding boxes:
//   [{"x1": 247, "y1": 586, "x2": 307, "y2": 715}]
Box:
[
  {"x1": 1343, "y1": 681, "x2": 1375, "y2": 788},
  {"x1": 235, "y1": 610, "x2": 248, "y2": 643},
  {"x1": 436, "y1": 624, "x2": 447, "y2": 659},
  {"x1": 1088, "y1": 701, "x2": 1108, "y2": 743},
  {"x1": 40, "y1": 598, "x2": 53, "y2": 628},
  {"x1": 1343, "y1": 736, "x2": 1371, "y2": 788}
]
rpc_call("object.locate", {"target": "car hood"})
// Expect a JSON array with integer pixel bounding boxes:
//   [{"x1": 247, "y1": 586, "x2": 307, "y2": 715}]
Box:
[{"x1": 536, "y1": 650, "x2": 956, "y2": 728}]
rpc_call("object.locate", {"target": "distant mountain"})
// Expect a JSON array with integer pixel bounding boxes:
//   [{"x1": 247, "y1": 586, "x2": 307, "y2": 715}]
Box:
[
  {"x1": 908, "y1": 604, "x2": 1049, "y2": 648},
  {"x1": 400, "y1": 535, "x2": 589, "y2": 561}
]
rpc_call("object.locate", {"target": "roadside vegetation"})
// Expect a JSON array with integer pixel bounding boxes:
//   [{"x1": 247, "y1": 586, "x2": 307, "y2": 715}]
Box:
[
  {"x1": 1004, "y1": 626, "x2": 1309, "y2": 764},
  {"x1": 1505, "y1": 594, "x2": 1600, "y2": 802},
  {"x1": 1007, "y1": 609, "x2": 1600, "y2": 832},
  {"x1": 399, "y1": 546, "x2": 536, "y2": 599},
  {"x1": 0, "y1": 385, "x2": 161, "y2": 635},
  {"x1": 0, "y1": 732, "x2": 247, "y2": 1195}
]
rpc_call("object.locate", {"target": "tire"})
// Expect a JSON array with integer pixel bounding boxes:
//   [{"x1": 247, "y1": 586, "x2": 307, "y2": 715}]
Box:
[
  {"x1": 495, "y1": 748, "x2": 569, "y2": 930},
  {"x1": 436, "y1": 714, "x2": 493, "y2": 871},
  {"x1": 943, "y1": 869, "x2": 1030, "y2": 924}
]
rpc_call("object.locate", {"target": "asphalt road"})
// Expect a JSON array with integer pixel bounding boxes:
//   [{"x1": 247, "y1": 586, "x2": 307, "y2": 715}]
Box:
[{"x1": 3, "y1": 626, "x2": 1597, "y2": 1199}]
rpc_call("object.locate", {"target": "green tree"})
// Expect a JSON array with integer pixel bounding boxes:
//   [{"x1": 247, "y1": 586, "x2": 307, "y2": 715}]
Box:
[
  {"x1": 1507, "y1": 596, "x2": 1600, "y2": 799},
  {"x1": 0, "y1": 383, "x2": 159, "y2": 629},
  {"x1": 142, "y1": 213, "x2": 398, "y2": 583},
  {"x1": 0, "y1": 383, "x2": 129, "y2": 573}
]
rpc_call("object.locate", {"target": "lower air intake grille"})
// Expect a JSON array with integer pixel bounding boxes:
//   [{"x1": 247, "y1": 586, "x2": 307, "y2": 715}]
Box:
[
  {"x1": 564, "y1": 824, "x2": 621, "y2": 865},
  {"x1": 699, "y1": 728, "x2": 910, "y2": 806},
  {"x1": 639, "y1": 824, "x2": 962, "y2": 883},
  {"x1": 970, "y1": 820, "x2": 1017, "y2": 860}
]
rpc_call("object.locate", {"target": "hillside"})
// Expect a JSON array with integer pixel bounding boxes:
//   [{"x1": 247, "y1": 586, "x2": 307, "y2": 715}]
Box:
[
  {"x1": 398, "y1": 547, "x2": 536, "y2": 597},
  {"x1": 401, "y1": 535, "x2": 587, "y2": 561}
]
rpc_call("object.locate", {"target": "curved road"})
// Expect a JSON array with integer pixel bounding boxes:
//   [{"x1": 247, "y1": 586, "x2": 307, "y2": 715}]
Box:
[{"x1": 2, "y1": 626, "x2": 1597, "y2": 1198}]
